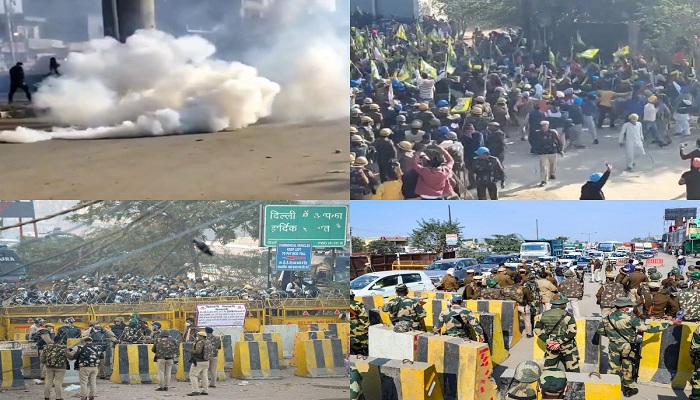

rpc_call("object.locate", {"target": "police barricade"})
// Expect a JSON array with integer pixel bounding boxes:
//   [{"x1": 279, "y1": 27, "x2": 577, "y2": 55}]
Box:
[
  {"x1": 351, "y1": 355, "x2": 443, "y2": 400},
  {"x1": 175, "y1": 298, "x2": 265, "y2": 333},
  {"x1": 240, "y1": 333, "x2": 286, "y2": 368},
  {"x1": 420, "y1": 299, "x2": 449, "y2": 332},
  {"x1": 259, "y1": 324, "x2": 299, "y2": 358},
  {"x1": 290, "y1": 331, "x2": 333, "y2": 367},
  {"x1": 2, "y1": 304, "x2": 92, "y2": 341},
  {"x1": 266, "y1": 298, "x2": 349, "y2": 329},
  {"x1": 357, "y1": 295, "x2": 386, "y2": 310},
  {"x1": 110, "y1": 344, "x2": 158, "y2": 384},
  {"x1": 231, "y1": 340, "x2": 282, "y2": 380},
  {"x1": 0, "y1": 348, "x2": 25, "y2": 389},
  {"x1": 407, "y1": 290, "x2": 441, "y2": 300},
  {"x1": 498, "y1": 369, "x2": 621, "y2": 400},
  {"x1": 472, "y1": 313, "x2": 508, "y2": 365},
  {"x1": 368, "y1": 324, "x2": 422, "y2": 361},
  {"x1": 176, "y1": 341, "x2": 227, "y2": 381},
  {"x1": 304, "y1": 322, "x2": 350, "y2": 356},
  {"x1": 293, "y1": 338, "x2": 346, "y2": 378},
  {"x1": 19, "y1": 341, "x2": 41, "y2": 379},
  {"x1": 92, "y1": 303, "x2": 176, "y2": 332},
  {"x1": 637, "y1": 320, "x2": 698, "y2": 388},
  {"x1": 532, "y1": 316, "x2": 601, "y2": 373},
  {"x1": 221, "y1": 335, "x2": 234, "y2": 373},
  {"x1": 464, "y1": 300, "x2": 521, "y2": 349},
  {"x1": 415, "y1": 334, "x2": 499, "y2": 400},
  {"x1": 368, "y1": 308, "x2": 391, "y2": 325}
]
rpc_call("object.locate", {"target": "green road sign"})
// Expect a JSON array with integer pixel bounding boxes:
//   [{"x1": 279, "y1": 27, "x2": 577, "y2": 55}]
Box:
[{"x1": 262, "y1": 205, "x2": 348, "y2": 247}]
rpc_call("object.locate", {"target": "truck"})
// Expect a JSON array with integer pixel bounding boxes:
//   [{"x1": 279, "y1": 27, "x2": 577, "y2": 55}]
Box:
[
  {"x1": 350, "y1": 251, "x2": 456, "y2": 279},
  {"x1": 519, "y1": 239, "x2": 564, "y2": 262},
  {"x1": 0, "y1": 247, "x2": 28, "y2": 283}
]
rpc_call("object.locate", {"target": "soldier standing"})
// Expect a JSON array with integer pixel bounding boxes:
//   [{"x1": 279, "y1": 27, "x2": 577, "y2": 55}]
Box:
[
  {"x1": 597, "y1": 297, "x2": 680, "y2": 397},
  {"x1": 438, "y1": 268, "x2": 460, "y2": 292},
  {"x1": 350, "y1": 292, "x2": 369, "y2": 355},
  {"x1": 557, "y1": 270, "x2": 583, "y2": 318},
  {"x1": 381, "y1": 284, "x2": 427, "y2": 332},
  {"x1": 597, "y1": 273, "x2": 627, "y2": 317},
  {"x1": 621, "y1": 268, "x2": 649, "y2": 303},
  {"x1": 152, "y1": 330, "x2": 178, "y2": 391},
  {"x1": 204, "y1": 327, "x2": 221, "y2": 388},
  {"x1": 637, "y1": 281, "x2": 679, "y2": 319},
  {"x1": 184, "y1": 331, "x2": 210, "y2": 396},
  {"x1": 83, "y1": 321, "x2": 117, "y2": 379},
  {"x1": 432, "y1": 294, "x2": 485, "y2": 342},
  {"x1": 690, "y1": 324, "x2": 700, "y2": 400},
  {"x1": 505, "y1": 361, "x2": 541, "y2": 400},
  {"x1": 481, "y1": 279, "x2": 503, "y2": 300},
  {"x1": 502, "y1": 280, "x2": 532, "y2": 337},
  {"x1": 533, "y1": 296, "x2": 580, "y2": 372},
  {"x1": 32, "y1": 322, "x2": 55, "y2": 379}
]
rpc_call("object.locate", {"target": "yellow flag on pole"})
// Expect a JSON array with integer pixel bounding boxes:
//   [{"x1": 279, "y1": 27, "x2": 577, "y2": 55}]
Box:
[
  {"x1": 613, "y1": 45, "x2": 630, "y2": 59},
  {"x1": 370, "y1": 60, "x2": 381, "y2": 80},
  {"x1": 451, "y1": 97, "x2": 473, "y2": 114},
  {"x1": 578, "y1": 48, "x2": 600, "y2": 59},
  {"x1": 421, "y1": 59, "x2": 437, "y2": 78},
  {"x1": 428, "y1": 28, "x2": 441, "y2": 43},
  {"x1": 396, "y1": 24, "x2": 407, "y2": 41}
]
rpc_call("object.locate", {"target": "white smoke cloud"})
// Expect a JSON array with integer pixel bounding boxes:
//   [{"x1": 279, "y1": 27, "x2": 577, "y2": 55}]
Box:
[{"x1": 0, "y1": 30, "x2": 281, "y2": 143}]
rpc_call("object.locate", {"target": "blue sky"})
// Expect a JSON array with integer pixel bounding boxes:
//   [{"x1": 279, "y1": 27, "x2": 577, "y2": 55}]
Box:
[{"x1": 350, "y1": 201, "x2": 700, "y2": 242}]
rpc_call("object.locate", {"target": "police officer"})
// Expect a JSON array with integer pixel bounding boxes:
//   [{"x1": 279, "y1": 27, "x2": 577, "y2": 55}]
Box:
[
  {"x1": 381, "y1": 283, "x2": 427, "y2": 332},
  {"x1": 33, "y1": 322, "x2": 55, "y2": 379},
  {"x1": 350, "y1": 291, "x2": 369, "y2": 356},
  {"x1": 597, "y1": 297, "x2": 680, "y2": 397},
  {"x1": 55, "y1": 317, "x2": 82, "y2": 345},
  {"x1": 72, "y1": 336, "x2": 102, "y2": 400},
  {"x1": 558, "y1": 270, "x2": 583, "y2": 318},
  {"x1": 463, "y1": 275, "x2": 483, "y2": 300},
  {"x1": 184, "y1": 331, "x2": 209, "y2": 396},
  {"x1": 152, "y1": 330, "x2": 177, "y2": 391},
  {"x1": 637, "y1": 281, "x2": 679, "y2": 319},
  {"x1": 109, "y1": 317, "x2": 126, "y2": 340},
  {"x1": 432, "y1": 294, "x2": 485, "y2": 341},
  {"x1": 506, "y1": 361, "x2": 542, "y2": 400},
  {"x1": 83, "y1": 321, "x2": 117, "y2": 379},
  {"x1": 533, "y1": 296, "x2": 580, "y2": 372},
  {"x1": 438, "y1": 268, "x2": 460, "y2": 292}
]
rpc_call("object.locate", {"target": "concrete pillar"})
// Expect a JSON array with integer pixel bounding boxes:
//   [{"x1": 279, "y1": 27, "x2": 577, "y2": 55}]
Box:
[{"x1": 102, "y1": 0, "x2": 155, "y2": 42}]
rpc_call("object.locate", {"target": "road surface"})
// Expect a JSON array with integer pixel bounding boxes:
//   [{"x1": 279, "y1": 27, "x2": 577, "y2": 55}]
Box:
[
  {"x1": 493, "y1": 251, "x2": 693, "y2": 399},
  {"x1": 0, "y1": 118, "x2": 348, "y2": 200}
]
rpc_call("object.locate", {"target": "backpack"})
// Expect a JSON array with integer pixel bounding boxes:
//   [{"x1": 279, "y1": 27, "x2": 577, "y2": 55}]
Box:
[
  {"x1": 202, "y1": 337, "x2": 217, "y2": 361},
  {"x1": 156, "y1": 337, "x2": 178, "y2": 359},
  {"x1": 44, "y1": 344, "x2": 68, "y2": 369}
]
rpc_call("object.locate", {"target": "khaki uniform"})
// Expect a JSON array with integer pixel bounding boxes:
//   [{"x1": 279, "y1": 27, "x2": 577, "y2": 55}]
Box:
[
  {"x1": 622, "y1": 271, "x2": 649, "y2": 303},
  {"x1": 494, "y1": 273, "x2": 514, "y2": 288},
  {"x1": 536, "y1": 278, "x2": 558, "y2": 311},
  {"x1": 637, "y1": 291, "x2": 680, "y2": 319},
  {"x1": 439, "y1": 274, "x2": 460, "y2": 292}
]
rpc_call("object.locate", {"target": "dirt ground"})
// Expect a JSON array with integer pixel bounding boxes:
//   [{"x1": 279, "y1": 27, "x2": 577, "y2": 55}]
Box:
[
  {"x1": 3, "y1": 369, "x2": 349, "y2": 400},
  {"x1": 0, "y1": 118, "x2": 349, "y2": 200}
]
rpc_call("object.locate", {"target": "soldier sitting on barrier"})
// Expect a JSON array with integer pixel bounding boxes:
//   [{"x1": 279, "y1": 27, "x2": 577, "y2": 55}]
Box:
[
  {"x1": 504, "y1": 361, "x2": 542, "y2": 400},
  {"x1": 480, "y1": 279, "x2": 503, "y2": 300},
  {"x1": 533, "y1": 296, "x2": 580, "y2": 373},
  {"x1": 433, "y1": 294, "x2": 485, "y2": 342},
  {"x1": 349, "y1": 291, "x2": 369, "y2": 356},
  {"x1": 596, "y1": 297, "x2": 680, "y2": 398},
  {"x1": 537, "y1": 368, "x2": 569, "y2": 399},
  {"x1": 381, "y1": 283, "x2": 427, "y2": 333},
  {"x1": 152, "y1": 330, "x2": 178, "y2": 392},
  {"x1": 56, "y1": 317, "x2": 82, "y2": 345}
]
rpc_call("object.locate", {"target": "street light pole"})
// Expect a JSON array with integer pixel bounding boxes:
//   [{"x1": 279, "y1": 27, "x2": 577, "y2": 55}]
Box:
[{"x1": 581, "y1": 232, "x2": 597, "y2": 245}]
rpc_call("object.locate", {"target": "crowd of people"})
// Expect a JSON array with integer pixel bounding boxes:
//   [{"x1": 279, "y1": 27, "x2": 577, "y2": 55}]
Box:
[
  {"x1": 350, "y1": 13, "x2": 700, "y2": 200},
  {"x1": 349, "y1": 253, "x2": 700, "y2": 399}
]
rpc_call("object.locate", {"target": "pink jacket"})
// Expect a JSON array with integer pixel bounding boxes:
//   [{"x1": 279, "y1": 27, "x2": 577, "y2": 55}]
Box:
[{"x1": 414, "y1": 150, "x2": 455, "y2": 197}]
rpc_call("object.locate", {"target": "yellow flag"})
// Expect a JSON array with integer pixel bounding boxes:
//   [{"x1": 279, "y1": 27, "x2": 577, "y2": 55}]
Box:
[
  {"x1": 429, "y1": 28, "x2": 441, "y2": 43},
  {"x1": 396, "y1": 24, "x2": 407, "y2": 41},
  {"x1": 549, "y1": 49, "x2": 556, "y2": 65},
  {"x1": 416, "y1": 25, "x2": 427, "y2": 44},
  {"x1": 397, "y1": 63, "x2": 411, "y2": 82},
  {"x1": 578, "y1": 48, "x2": 600, "y2": 59},
  {"x1": 421, "y1": 59, "x2": 437, "y2": 78},
  {"x1": 370, "y1": 60, "x2": 381, "y2": 80},
  {"x1": 613, "y1": 45, "x2": 630, "y2": 59},
  {"x1": 451, "y1": 97, "x2": 473, "y2": 114}
]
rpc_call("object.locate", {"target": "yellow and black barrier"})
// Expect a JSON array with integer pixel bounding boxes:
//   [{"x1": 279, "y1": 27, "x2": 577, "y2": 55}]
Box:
[
  {"x1": 231, "y1": 340, "x2": 282, "y2": 380},
  {"x1": 420, "y1": 299, "x2": 449, "y2": 332},
  {"x1": 0, "y1": 349, "x2": 25, "y2": 389},
  {"x1": 533, "y1": 317, "x2": 601, "y2": 373},
  {"x1": 221, "y1": 335, "x2": 234, "y2": 373},
  {"x1": 465, "y1": 300, "x2": 521, "y2": 349},
  {"x1": 176, "y1": 342, "x2": 226, "y2": 381},
  {"x1": 637, "y1": 320, "x2": 699, "y2": 388},
  {"x1": 358, "y1": 295, "x2": 385, "y2": 310},
  {"x1": 351, "y1": 355, "x2": 443, "y2": 400},
  {"x1": 472, "y1": 312, "x2": 508, "y2": 365},
  {"x1": 289, "y1": 331, "x2": 331, "y2": 367},
  {"x1": 498, "y1": 369, "x2": 621, "y2": 400},
  {"x1": 415, "y1": 334, "x2": 499, "y2": 400},
  {"x1": 293, "y1": 338, "x2": 346, "y2": 378},
  {"x1": 304, "y1": 323, "x2": 350, "y2": 355},
  {"x1": 21, "y1": 344, "x2": 41, "y2": 379},
  {"x1": 110, "y1": 344, "x2": 158, "y2": 384},
  {"x1": 241, "y1": 333, "x2": 285, "y2": 369}
]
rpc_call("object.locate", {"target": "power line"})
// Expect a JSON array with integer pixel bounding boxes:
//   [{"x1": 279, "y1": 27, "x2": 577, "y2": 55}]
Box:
[{"x1": 0, "y1": 201, "x2": 102, "y2": 231}]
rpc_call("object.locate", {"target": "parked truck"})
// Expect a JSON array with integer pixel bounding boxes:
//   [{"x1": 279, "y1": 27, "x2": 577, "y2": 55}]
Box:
[
  {"x1": 519, "y1": 239, "x2": 564, "y2": 262},
  {"x1": 350, "y1": 251, "x2": 456, "y2": 279}
]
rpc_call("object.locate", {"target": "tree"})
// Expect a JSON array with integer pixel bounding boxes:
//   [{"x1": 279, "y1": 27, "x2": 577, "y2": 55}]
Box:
[
  {"x1": 410, "y1": 219, "x2": 464, "y2": 254},
  {"x1": 484, "y1": 234, "x2": 523, "y2": 254},
  {"x1": 351, "y1": 236, "x2": 366, "y2": 253},
  {"x1": 366, "y1": 240, "x2": 399, "y2": 255},
  {"x1": 555, "y1": 236, "x2": 569, "y2": 242},
  {"x1": 430, "y1": 0, "x2": 518, "y2": 37}
]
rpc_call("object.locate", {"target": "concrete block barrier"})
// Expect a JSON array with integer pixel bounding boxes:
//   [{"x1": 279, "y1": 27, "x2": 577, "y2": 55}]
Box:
[
  {"x1": 221, "y1": 335, "x2": 234, "y2": 373},
  {"x1": 289, "y1": 331, "x2": 332, "y2": 367},
  {"x1": 293, "y1": 338, "x2": 346, "y2": 378},
  {"x1": 176, "y1": 342, "x2": 227, "y2": 381},
  {"x1": 368, "y1": 324, "x2": 422, "y2": 361},
  {"x1": 241, "y1": 333, "x2": 286, "y2": 368},
  {"x1": 304, "y1": 323, "x2": 350, "y2": 356},
  {"x1": 498, "y1": 369, "x2": 621, "y2": 400},
  {"x1": 21, "y1": 345, "x2": 40, "y2": 380},
  {"x1": 110, "y1": 344, "x2": 158, "y2": 384},
  {"x1": 465, "y1": 300, "x2": 521, "y2": 349},
  {"x1": 351, "y1": 356, "x2": 443, "y2": 400},
  {"x1": 473, "y1": 313, "x2": 508, "y2": 365},
  {"x1": 260, "y1": 324, "x2": 299, "y2": 358},
  {"x1": 0, "y1": 349, "x2": 24, "y2": 389},
  {"x1": 415, "y1": 334, "x2": 499, "y2": 400},
  {"x1": 637, "y1": 321, "x2": 698, "y2": 388},
  {"x1": 533, "y1": 317, "x2": 601, "y2": 373},
  {"x1": 231, "y1": 340, "x2": 282, "y2": 380},
  {"x1": 358, "y1": 295, "x2": 386, "y2": 310}
]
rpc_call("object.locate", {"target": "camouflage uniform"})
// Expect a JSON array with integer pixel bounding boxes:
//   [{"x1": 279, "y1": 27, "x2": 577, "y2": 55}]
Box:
[
  {"x1": 382, "y1": 295, "x2": 427, "y2": 332},
  {"x1": 558, "y1": 275, "x2": 583, "y2": 318},
  {"x1": 506, "y1": 383, "x2": 537, "y2": 400},
  {"x1": 597, "y1": 306, "x2": 673, "y2": 389},
  {"x1": 480, "y1": 286, "x2": 503, "y2": 300},
  {"x1": 533, "y1": 300, "x2": 580, "y2": 372},
  {"x1": 350, "y1": 366, "x2": 364, "y2": 400},
  {"x1": 690, "y1": 325, "x2": 700, "y2": 400},
  {"x1": 524, "y1": 277, "x2": 541, "y2": 315},
  {"x1": 350, "y1": 299, "x2": 369, "y2": 355},
  {"x1": 433, "y1": 305, "x2": 484, "y2": 340},
  {"x1": 538, "y1": 368, "x2": 568, "y2": 397},
  {"x1": 596, "y1": 280, "x2": 626, "y2": 317},
  {"x1": 506, "y1": 360, "x2": 541, "y2": 399},
  {"x1": 677, "y1": 288, "x2": 700, "y2": 322}
]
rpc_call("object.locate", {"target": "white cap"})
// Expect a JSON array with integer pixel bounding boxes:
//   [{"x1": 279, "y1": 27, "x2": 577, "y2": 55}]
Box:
[{"x1": 446, "y1": 268, "x2": 455, "y2": 276}]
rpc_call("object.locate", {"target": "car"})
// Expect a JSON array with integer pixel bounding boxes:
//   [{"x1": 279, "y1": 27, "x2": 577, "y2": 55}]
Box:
[
  {"x1": 558, "y1": 253, "x2": 580, "y2": 268},
  {"x1": 587, "y1": 250, "x2": 604, "y2": 261},
  {"x1": 477, "y1": 254, "x2": 521, "y2": 274},
  {"x1": 576, "y1": 256, "x2": 591, "y2": 272},
  {"x1": 641, "y1": 250, "x2": 655, "y2": 259},
  {"x1": 422, "y1": 258, "x2": 478, "y2": 286},
  {"x1": 350, "y1": 270, "x2": 436, "y2": 298},
  {"x1": 607, "y1": 251, "x2": 629, "y2": 263}
]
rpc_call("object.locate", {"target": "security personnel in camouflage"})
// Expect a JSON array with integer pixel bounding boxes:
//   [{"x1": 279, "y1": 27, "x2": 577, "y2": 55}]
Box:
[
  {"x1": 350, "y1": 292, "x2": 369, "y2": 355},
  {"x1": 432, "y1": 294, "x2": 485, "y2": 341},
  {"x1": 350, "y1": 365, "x2": 364, "y2": 400},
  {"x1": 558, "y1": 270, "x2": 583, "y2": 319},
  {"x1": 537, "y1": 368, "x2": 569, "y2": 399},
  {"x1": 690, "y1": 271, "x2": 700, "y2": 290},
  {"x1": 524, "y1": 273, "x2": 541, "y2": 316},
  {"x1": 533, "y1": 296, "x2": 580, "y2": 372},
  {"x1": 597, "y1": 297, "x2": 680, "y2": 397},
  {"x1": 639, "y1": 272, "x2": 663, "y2": 297},
  {"x1": 677, "y1": 274, "x2": 700, "y2": 321},
  {"x1": 596, "y1": 273, "x2": 626, "y2": 317},
  {"x1": 636, "y1": 281, "x2": 679, "y2": 319},
  {"x1": 690, "y1": 324, "x2": 700, "y2": 400},
  {"x1": 481, "y1": 279, "x2": 503, "y2": 300},
  {"x1": 505, "y1": 361, "x2": 541, "y2": 400},
  {"x1": 381, "y1": 284, "x2": 427, "y2": 332}
]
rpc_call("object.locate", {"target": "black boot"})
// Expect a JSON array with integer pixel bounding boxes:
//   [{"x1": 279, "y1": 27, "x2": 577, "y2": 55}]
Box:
[{"x1": 622, "y1": 387, "x2": 638, "y2": 397}]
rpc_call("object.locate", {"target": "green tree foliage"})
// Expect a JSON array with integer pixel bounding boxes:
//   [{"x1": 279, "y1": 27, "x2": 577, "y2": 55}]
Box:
[
  {"x1": 366, "y1": 240, "x2": 399, "y2": 255},
  {"x1": 484, "y1": 234, "x2": 523, "y2": 254},
  {"x1": 457, "y1": 248, "x2": 491, "y2": 262},
  {"x1": 351, "y1": 236, "x2": 366, "y2": 253},
  {"x1": 410, "y1": 219, "x2": 464, "y2": 254},
  {"x1": 556, "y1": 236, "x2": 569, "y2": 242}
]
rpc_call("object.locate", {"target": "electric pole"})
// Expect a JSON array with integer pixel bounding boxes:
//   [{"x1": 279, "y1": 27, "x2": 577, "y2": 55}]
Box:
[{"x1": 581, "y1": 232, "x2": 597, "y2": 245}]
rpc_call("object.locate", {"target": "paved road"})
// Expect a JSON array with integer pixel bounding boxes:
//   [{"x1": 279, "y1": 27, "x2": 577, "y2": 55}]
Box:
[
  {"x1": 0, "y1": 118, "x2": 348, "y2": 200},
  {"x1": 494, "y1": 251, "x2": 693, "y2": 399},
  {"x1": 486, "y1": 125, "x2": 698, "y2": 200}
]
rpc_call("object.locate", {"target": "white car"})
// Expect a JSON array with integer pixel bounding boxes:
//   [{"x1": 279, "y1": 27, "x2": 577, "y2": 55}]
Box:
[
  {"x1": 350, "y1": 270, "x2": 436, "y2": 298},
  {"x1": 558, "y1": 253, "x2": 581, "y2": 268},
  {"x1": 607, "y1": 252, "x2": 629, "y2": 263}
]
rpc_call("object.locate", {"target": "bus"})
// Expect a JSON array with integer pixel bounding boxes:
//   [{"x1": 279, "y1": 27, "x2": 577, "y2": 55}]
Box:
[{"x1": 597, "y1": 241, "x2": 622, "y2": 253}]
